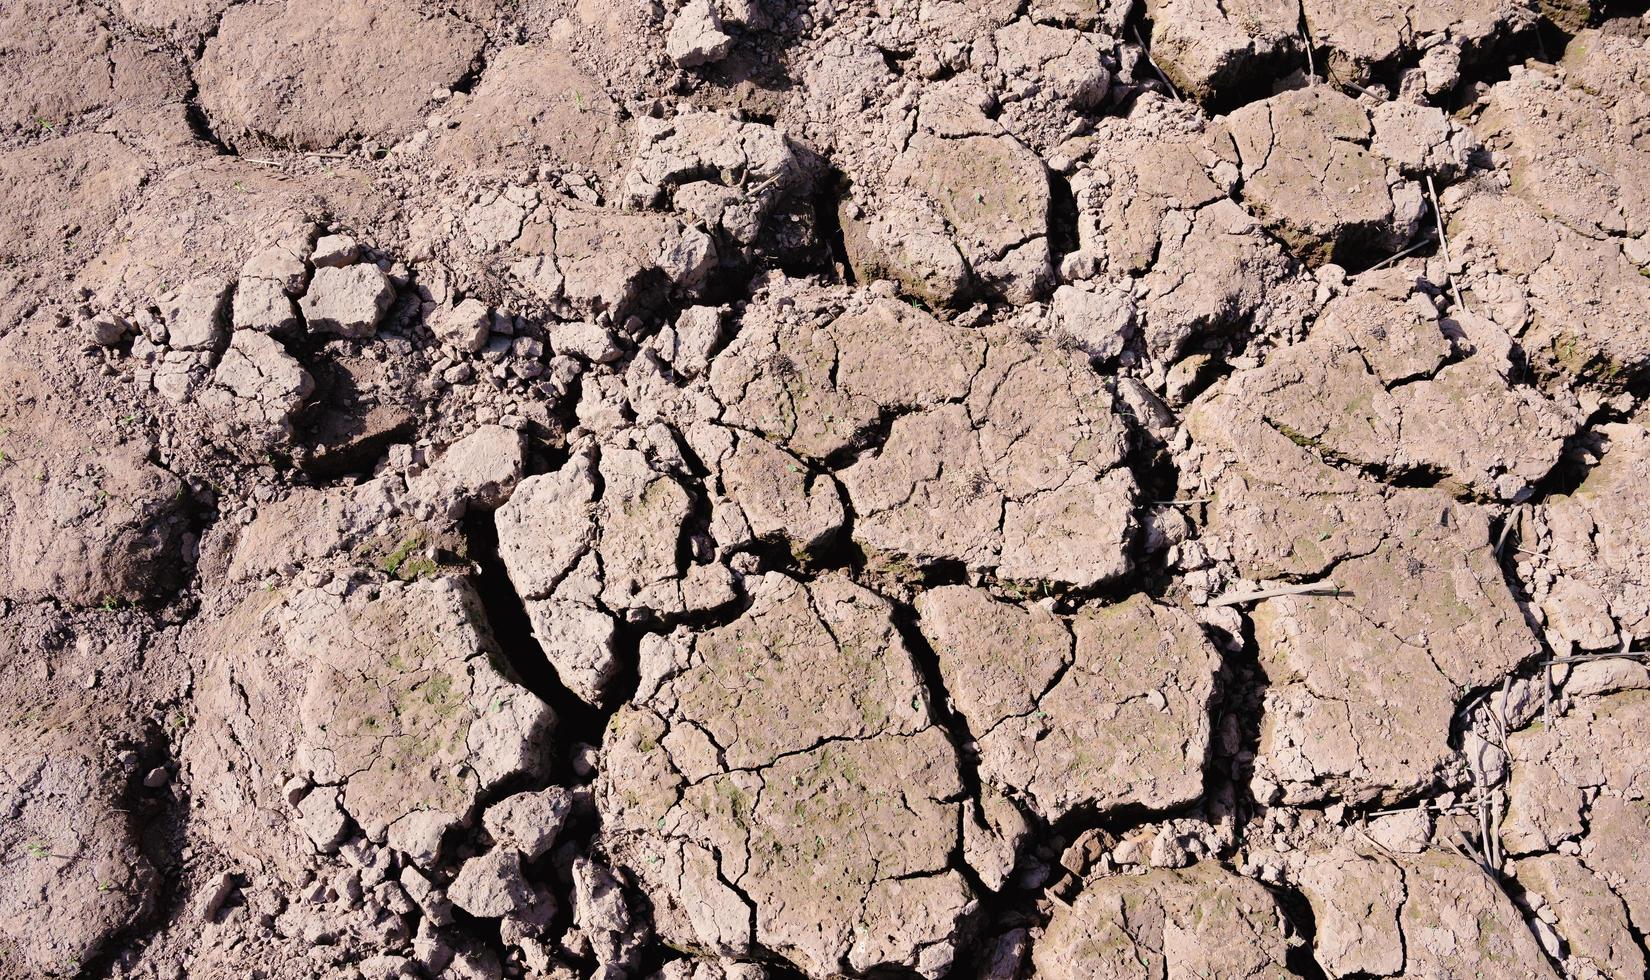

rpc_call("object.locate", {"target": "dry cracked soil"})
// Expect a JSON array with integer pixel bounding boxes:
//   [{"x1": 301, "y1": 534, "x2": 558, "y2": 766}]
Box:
[{"x1": 3, "y1": 1, "x2": 1650, "y2": 979}]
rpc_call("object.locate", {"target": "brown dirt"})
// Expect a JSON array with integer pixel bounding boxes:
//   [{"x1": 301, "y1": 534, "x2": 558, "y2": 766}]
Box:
[{"x1": 2, "y1": 2, "x2": 1649, "y2": 979}]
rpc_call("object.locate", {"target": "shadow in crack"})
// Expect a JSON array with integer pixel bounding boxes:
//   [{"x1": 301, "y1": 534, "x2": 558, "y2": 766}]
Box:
[{"x1": 462, "y1": 509, "x2": 610, "y2": 758}]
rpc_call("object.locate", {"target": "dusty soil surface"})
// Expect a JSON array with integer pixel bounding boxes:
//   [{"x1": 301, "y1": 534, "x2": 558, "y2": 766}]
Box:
[{"x1": 3, "y1": 1, "x2": 1649, "y2": 979}]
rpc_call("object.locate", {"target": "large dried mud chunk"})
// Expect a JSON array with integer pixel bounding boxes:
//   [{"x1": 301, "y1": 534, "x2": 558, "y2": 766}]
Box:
[
  {"x1": 991, "y1": 20, "x2": 1112, "y2": 113},
  {"x1": 1368, "y1": 101, "x2": 1480, "y2": 181},
  {"x1": 299, "y1": 262, "x2": 394, "y2": 338},
  {"x1": 432, "y1": 34, "x2": 628, "y2": 177},
  {"x1": 1398, "y1": 852, "x2": 1561, "y2": 978},
  {"x1": 496, "y1": 439, "x2": 727, "y2": 706},
  {"x1": 405, "y1": 424, "x2": 526, "y2": 516},
  {"x1": 197, "y1": 0, "x2": 483, "y2": 150},
  {"x1": 1582, "y1": 793, "x2": 1650, "y2": 940},
  {"x1": 1298, "y1": 848, "x2": 1561, "y2": 978},
  {"x1": 837, "y1": 199, "x2": 974, "y2": 309},
  {"x1": 1223, "y1": 87, "x2": 1422, "y2": 265},
  {"x1": 1302, "y1": 0, "x2": 1536, "y2": 85},
  {"x1": 1135, "y1": 199, "x2": 1301, "y2": 362},
  {"x1": 1532, "y1": 420, "x2": 1650, "y2": 650},
  {"x1": 1478, "y1": 35, "x2": 1650, "y2": 241},
  {"x1": 966, "y1": 336, "x2": 1137, "y2": 585},
  {"x1": 1187, "y1": 392, "x2": 1390, "y2": 582},
  {"x1": 840, "y1": 404, "x2": 1004, "y2": 569},
  {"x1": 0, "y1": 724, "x2": 157, "y2": 977},
  {"x1": 1503, "y1": 694, "x2": 1650, "y2": 896},
  {"x1": 1451, "y1": 191, "x2": 1650, "y2": 388},
  {"x1": 1033, "y1": 864, "x2": 1293, "y2": 978},
  {"x1": 665, "y1": 0, "x2": 736, "y2": 67},
  {"x1": 1143, "y1": 0, "x2": 1298, "y2": 102},
  {"x1": 1295, "y1": 847, "x2": 1406, "y2": 978},
  {"x1": 1514, "y1": 853, "x2": 1646, "y2": 980},
  {"x1": 506, "y1": 199, "x2": 716, "y2": 322},
  {"x1": 601, "y1": 573, "x2": 999, "y2": 979},
  {"x1": 979, "y1": 19, "x2": 1116, "y2": 156},
  {"x1": 178, "y1": 590, "x2": 314, "y2": 874},
  {"x1": 288, "y1": 578, "x2": 553, "y2": 856},
  {"x1": 623, "y1": 112, "x2": 807, "y2": 246},
  {"x1": 225, "y1": 484, "x2": 382, "y2": 582},
  {"x1": 653, "y1": 961, "x2": 772, "y2": 980},
  {"x1": 1073, "y1": 99, "x2": 1228, "y2": 277},
  {"x1": 683, "y1": 421, "x2": 846, "y2": 557},
  {"x1": 918, "y1": 589, "x2": 1218, "y2": 821},
  {"x1": 1230, "y1": 273, "x2": 1575, "y2": 501},
  {"x1": 222, "y1": 425, "x2": 517, "y2": 584},
  {"x1": 882, "y1": 0, "x2": 1022, "y2": 47},
  {"x1": 712, "y1": 292, "x2": 1138, "y2": 585},
  {"x1": 1561, "y1": 28, "x2": 1650, "y2": 126},
  {"x1": 1071, "y1": 97, "x2": 1301, "y2": 361},
  {"x1": 0, "y1": 424, "x2": 188, "y2": 607},
  {"x1": 840, "y1": 334, "x2": 1137, "y2": 587},
  {"x1": 0, "y1": 0, "x2": 187, "y2": 131},
  {"x1": 197, "y1": 329, "x2": 316, "y2": 448},
  {"x1": 880, "y1": 86, "x2": 1053, "y2": 304},
  {"x1": 1027, "y1": 0, "x2": 1131, "y2": 32},
  {"x1": 186, "y1": 577, "x2": 552, "y2": 872},
  {"x1": 709, "y1": 292, "x2": 985, "y2": 460},
  {"x1": 1251, "y1": 491, "x2": 1540, "y2": 805}
]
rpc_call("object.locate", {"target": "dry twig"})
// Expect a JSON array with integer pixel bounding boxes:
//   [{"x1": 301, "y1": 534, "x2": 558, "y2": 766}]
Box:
[
  {"x1": 1366, "y1": 236, "x2": 1434, "y2": 272},
  {"x1": 1494, "y1": 505, "x2": 1523, "y2": 560},
  {"x1": 1131, "y1": 27, "x2": 1182, "y2": 102},
  {"x1": 1427, "y1": 176, "x2": 1469, "y2": 314},
  {"x1": 1543, "y1": 650, "x2": 1649, "y2": 665},
  {"x1": 1209, "y1": 582, "x2": 1341, "y2": 607}
]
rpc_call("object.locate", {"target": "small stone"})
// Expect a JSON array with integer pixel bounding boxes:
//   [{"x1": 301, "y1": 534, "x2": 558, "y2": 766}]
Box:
[
  {"x1": 196, "y1": 871, "x2": 237, "y2": 921},
  {"x1": 311, "y1": 234, "x2": 360, "y2": 268},
  {"x1": 666, "y1": 0, "x2": 735, "y2": 68},
  {"x1": 142, "y1": 767, "x2": 170, "y2": 788},
  {"x1": 299, "y1": 264, "x2": 394, "y2": 338},
  {"x1": 165, "y1": 278, "x2": 233, "y2": 352},
  {"x1": 86, "y1": 316, "x2": 126, "y2": 347},
  {"x1": 482, "y1": 787, "x2": 575, "y2": 859},
  {"x1": 447, "y1": 848, "x2": 536, "y2": 919},
  {"x1": 431, "y1": 298, "x2": 491, "y2": 353},
  {"x1": 550, "y1": 320, "x2": 621, "y2": 363},
  {"x1": 295, "y1": 790, "x2": 351, "y2": 853}
]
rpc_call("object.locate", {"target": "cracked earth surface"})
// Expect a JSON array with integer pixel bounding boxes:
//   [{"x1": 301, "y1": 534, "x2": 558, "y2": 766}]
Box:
[{"x1": 3, "y1": 1, "x2": 1650, "y2": 979}]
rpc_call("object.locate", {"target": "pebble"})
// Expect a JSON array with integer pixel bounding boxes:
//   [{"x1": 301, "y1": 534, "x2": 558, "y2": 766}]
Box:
[{"x1": 196, "y1": 872, "x2": 237, "y2": 921}]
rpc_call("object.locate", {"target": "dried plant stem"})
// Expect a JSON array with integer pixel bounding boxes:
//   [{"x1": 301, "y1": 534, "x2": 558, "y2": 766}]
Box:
[
  {"x1": 1132, "y1": 27, "x2": 1182, "y2": 102},
  {"x1": 1209, "y1": 582, "x2": 1340, "y2": 607},
  {"x1": 1428, "y1": 176, "x2": 1470, "y2": 314}
]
